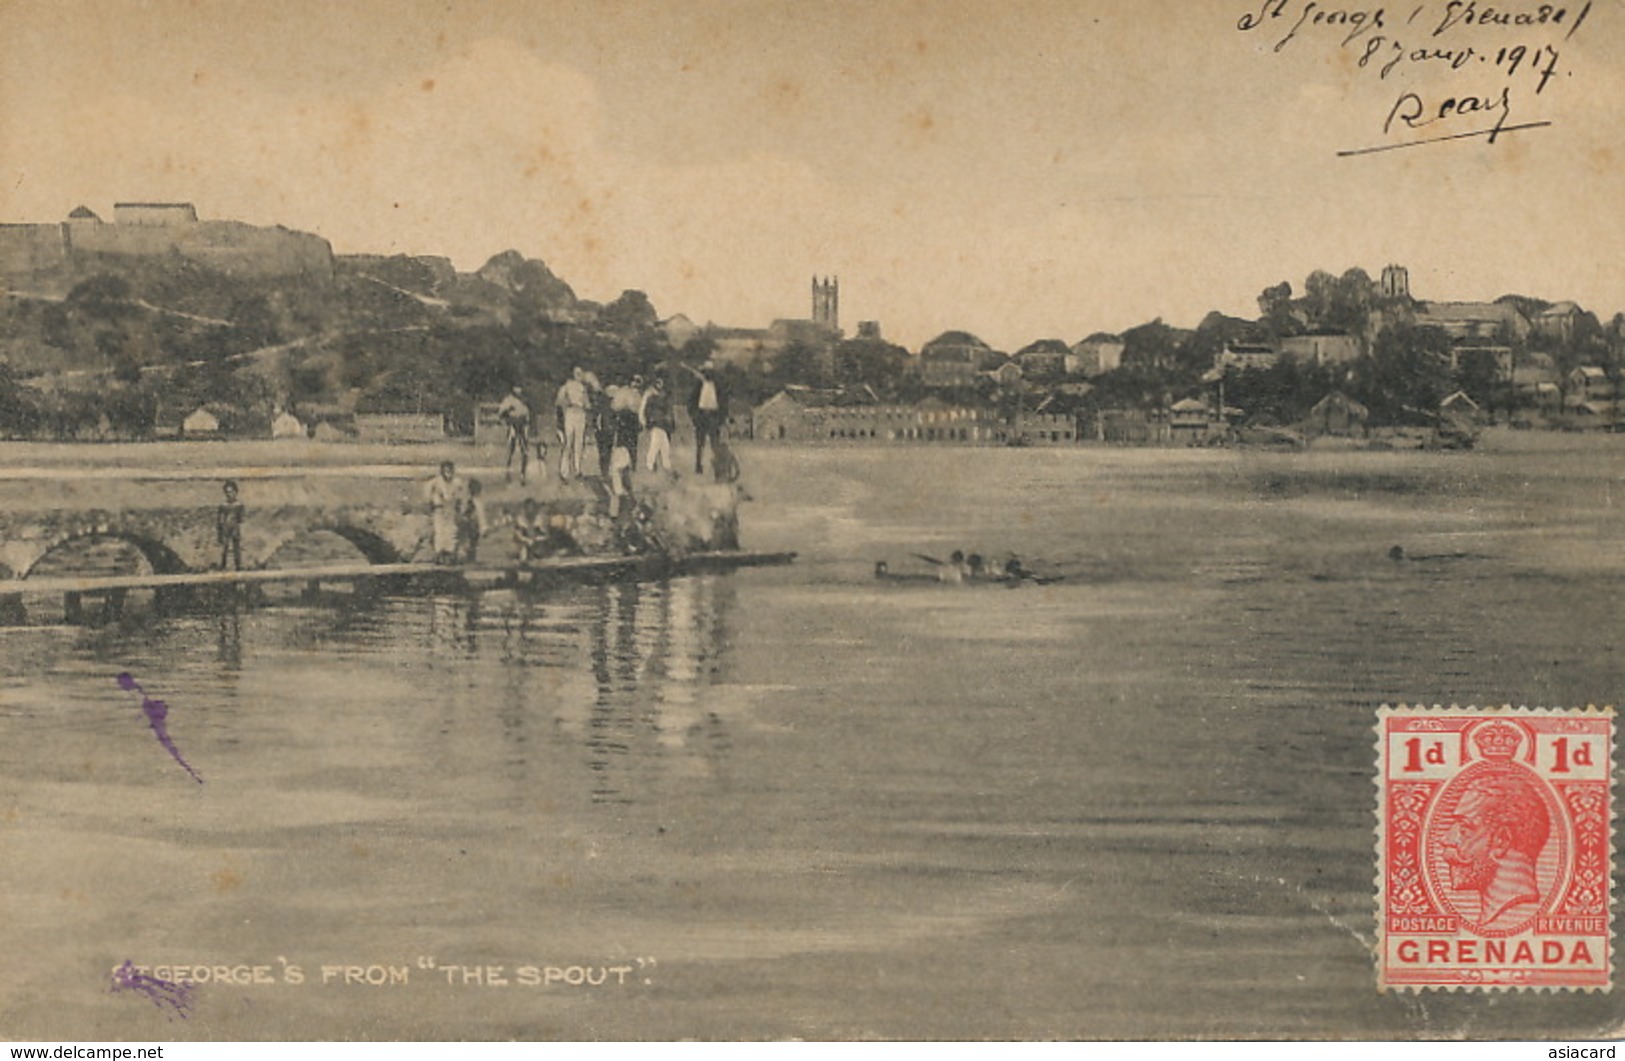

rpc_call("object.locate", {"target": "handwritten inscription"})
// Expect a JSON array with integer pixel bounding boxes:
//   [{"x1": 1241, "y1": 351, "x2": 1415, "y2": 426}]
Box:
[{"x1": 1236, "y1": 0, "x2": 1593, "y2": 153}]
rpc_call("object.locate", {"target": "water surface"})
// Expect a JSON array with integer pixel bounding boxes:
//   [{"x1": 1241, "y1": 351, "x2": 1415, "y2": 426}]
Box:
[{"x1": 2, "y1": 437, "x2": 1621, "y2": 1039}]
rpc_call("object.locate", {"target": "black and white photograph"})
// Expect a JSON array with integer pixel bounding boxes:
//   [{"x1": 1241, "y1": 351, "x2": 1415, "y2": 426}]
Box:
[{"x1": 0, "y1": 0, "x2": 1620, "y2": 1042}]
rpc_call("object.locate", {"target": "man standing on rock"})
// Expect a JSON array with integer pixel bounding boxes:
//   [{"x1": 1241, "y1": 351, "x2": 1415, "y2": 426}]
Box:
[
  {"x1": 554, "y1": 366, "x2": 592, "y2": 482},
  {"x1": 639, "y1": 377, "x2": 675, "y2": 476},
  {"x1": 684, "y1": 361, "x2": 728, "y2": 476},
  {"x1": 495, "y1": 384, "x2": 532, "y2": 484}
]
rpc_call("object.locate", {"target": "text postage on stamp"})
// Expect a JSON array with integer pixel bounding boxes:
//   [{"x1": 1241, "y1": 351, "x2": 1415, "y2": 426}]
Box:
[{"x1": 1376, "y1": 705, "x2": 1615, "y2": 991}]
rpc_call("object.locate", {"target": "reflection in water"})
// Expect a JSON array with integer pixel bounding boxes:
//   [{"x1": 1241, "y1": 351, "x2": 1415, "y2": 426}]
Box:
[
  {"x1": 10, "y1": 575, "x2": 742, "y2": 812},
  {"x1": 425, "y1": 594, "x2": 481, "y2": 659},
  {"x1": 214, "y1": 609, "x2": 241, "y2": 670},
  {"x1": 374, "y1": 577, "x2": 739, "y2": 804}
]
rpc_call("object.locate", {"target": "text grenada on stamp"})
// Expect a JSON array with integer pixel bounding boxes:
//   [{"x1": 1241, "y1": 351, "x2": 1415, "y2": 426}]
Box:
[{"x1": 1376, "y1": 705, "x2": 1615, "y2": 991}]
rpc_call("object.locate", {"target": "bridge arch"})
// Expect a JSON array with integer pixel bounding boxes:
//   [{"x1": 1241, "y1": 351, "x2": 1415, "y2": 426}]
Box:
[
  {"x1": 22, "y1": 530, "x2": 190, "y2": 581},
  {"x1": 262, "y1": 522, "x2": 403, "y2": 569}
]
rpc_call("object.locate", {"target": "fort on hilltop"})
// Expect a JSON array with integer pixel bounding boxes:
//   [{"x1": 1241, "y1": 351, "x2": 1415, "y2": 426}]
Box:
[{"x1": 0, "y1": 202, "x2": 334, "y2": 290}]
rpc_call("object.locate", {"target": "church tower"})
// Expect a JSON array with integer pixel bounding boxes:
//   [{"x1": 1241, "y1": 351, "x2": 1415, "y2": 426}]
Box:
[
  {"x1": 812, "y1": 275, "x2": 839, "y2": 331},
  {"x1": 1381, "y1": 264, "x2": 1410, "y2": 300}
]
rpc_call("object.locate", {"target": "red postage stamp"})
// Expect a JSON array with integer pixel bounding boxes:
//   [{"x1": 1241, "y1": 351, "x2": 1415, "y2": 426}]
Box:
[{"x1": 1376, "y1": 705, "x2": 1615, "y2": 991}]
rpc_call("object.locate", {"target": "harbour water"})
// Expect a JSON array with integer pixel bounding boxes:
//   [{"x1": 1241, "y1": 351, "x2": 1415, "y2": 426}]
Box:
[{"x1": 1, "y1": 435, "x2": 1621, "y2": 1039}]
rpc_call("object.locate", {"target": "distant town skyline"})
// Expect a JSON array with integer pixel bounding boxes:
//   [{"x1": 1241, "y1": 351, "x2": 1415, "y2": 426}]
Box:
[{"x1": 1, "y1": 0, "x2": 1620, "y2": 351}]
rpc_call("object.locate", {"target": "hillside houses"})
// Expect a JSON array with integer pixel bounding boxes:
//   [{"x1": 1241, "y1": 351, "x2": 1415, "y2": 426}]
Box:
[
  {"x1": 1013, "y1": 339, "x2": 1069, "y2": 381},
  {"x1": 919, "y1": 331, "x2": 1002, "y2": 389},
  {"x1": 1216, "y1": 341, "x2": 1280, "y2": 372},
  {"x1": 1280, "y1": 329, "x2": 1361, "y2": 365},
  {"x1": 1416, "y1": 301, "x2": 1529, "y2": 342},
  {"x1": 1067, "y1": 333, "x2": 1124, "y2": 377}
]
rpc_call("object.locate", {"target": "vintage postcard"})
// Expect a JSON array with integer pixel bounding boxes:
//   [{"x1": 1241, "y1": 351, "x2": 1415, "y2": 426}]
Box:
[{"x1": 0, "y1": 0, "x2": 1622, "y2": 1043}]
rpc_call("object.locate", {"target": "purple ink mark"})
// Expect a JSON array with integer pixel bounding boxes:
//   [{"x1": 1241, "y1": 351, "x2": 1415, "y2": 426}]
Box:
[
  {"x1": 117, "y1": 672, "x2": 203, "y2": 784},
  {"x1": 111, "y1": 960, "x2": 192, "y2": 1019}
]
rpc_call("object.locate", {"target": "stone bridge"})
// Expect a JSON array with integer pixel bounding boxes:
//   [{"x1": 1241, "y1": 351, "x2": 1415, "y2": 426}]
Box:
[
  {"x1": 0, "y1": 467, "x2": 739, "y2": 583},
  {"x1": 0, "y1": 500, "x2": 424, "y2": 581}
]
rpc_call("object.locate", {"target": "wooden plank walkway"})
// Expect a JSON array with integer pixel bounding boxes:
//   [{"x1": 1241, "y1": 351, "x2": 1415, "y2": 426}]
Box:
[{"x1": 0, "y1": 551, "x2": 795, "y2": 597}]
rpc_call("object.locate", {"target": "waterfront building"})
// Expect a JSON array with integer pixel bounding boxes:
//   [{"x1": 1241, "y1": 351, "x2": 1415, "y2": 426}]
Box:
[
  {"x1": 1566, "y1": 366, "x2": 1615, "y2": 407},
  {"x1": 271, "y1": 410, "x2": 308, "y2": 440},
  {"x1": 752, "y1": 389, "x2": 1006, "y2": 443},
  {"x1": 1299, "y1": 391, "x2": 1369, "y2": 438},
  {"x1": 182, "y1": 406, "x2": 223, "y2": 437},
  {"x1": 1168, "y1": 397, "x2": 1217, "y2": 443}
]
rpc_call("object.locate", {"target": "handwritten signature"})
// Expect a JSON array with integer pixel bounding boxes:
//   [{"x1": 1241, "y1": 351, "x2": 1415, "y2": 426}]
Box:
[{"x1": 117, "y1": 673, "x2": 203, "y2": 784}]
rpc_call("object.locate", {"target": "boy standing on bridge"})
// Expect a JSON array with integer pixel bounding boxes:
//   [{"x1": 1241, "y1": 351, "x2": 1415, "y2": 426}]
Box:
[
  {"x1": 426, "y1": 461, "x2": 470, "y2": 564},
  {"x1": 459, "y1": 478, "x2": 488, "y2": 563},
  {"x1": 216, "y1": 480, "x2": 244, "y2": 571}
]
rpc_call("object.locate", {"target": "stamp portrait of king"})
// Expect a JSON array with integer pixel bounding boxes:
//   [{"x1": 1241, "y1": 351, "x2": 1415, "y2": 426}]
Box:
[
  {"x1": 1378, "y1": 706, "x2": 1614, "y2": 991},
  {"x1": 1428, "y1": 721, "x2": 1559, "y2": 935}
]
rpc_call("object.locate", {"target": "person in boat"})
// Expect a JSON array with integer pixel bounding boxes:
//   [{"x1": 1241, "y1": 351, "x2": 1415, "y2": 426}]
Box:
[
  {"x1": 458, "y1": 478, "x2": 488, "y2": 563},
  {"x1": 426, "y1": 461, "x2": 470, "y2": 565},
  {"x1": 938, "y1": 550, "x2": 967, "y2": 584},
  {"x1": 965, "y1": 553, "x2": 988, "y2": 581}
]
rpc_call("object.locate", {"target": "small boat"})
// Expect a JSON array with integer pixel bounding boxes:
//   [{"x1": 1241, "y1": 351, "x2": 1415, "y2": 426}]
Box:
[
  {"x1": 874, "y1": 560, "x2": 940, "y2": 583},
  {"x1": 874, "y1": 557, "x2": 1064, "y2": 587}
]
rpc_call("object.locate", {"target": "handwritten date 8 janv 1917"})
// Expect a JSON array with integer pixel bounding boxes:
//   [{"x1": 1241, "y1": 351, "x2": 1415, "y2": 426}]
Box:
[{"x1": 1238, "y1": 1, "x2": 1591, "y2": 153}]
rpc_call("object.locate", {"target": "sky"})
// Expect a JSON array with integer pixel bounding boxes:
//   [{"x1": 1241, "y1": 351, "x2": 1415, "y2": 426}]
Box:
[{"x1": 0, "y1": 0, "x2": 1620, "y2": 350}]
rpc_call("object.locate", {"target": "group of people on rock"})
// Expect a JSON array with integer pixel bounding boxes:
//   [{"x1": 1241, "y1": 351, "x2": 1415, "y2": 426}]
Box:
[
  {"x1": 414, "y1": 361, "x2": 743, "y2": 567},
  {"x1": 425, "y1": 460, "x2": 588, "y2": 567},
  {"x1": 491, "y1": 361, "x2": 736, "y2": 495}
]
